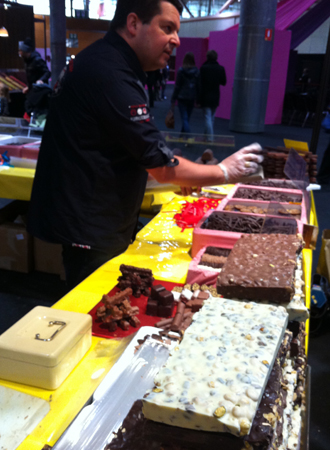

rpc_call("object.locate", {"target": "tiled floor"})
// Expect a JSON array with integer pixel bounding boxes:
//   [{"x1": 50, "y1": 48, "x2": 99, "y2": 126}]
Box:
[{"x1": 0, "y1": 85, "x2": 329, "y2": 449}]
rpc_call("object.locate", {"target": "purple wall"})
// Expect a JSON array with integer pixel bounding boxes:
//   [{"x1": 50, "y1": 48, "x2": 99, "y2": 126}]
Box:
[
  {"x1": 266, "y1": 30, "x2": 292, "y2": 123},
  {"x1": 175, "y1": 37, "x2": 208, "y2": 76},
  {"x1": 208, "y1": 29, "x2": 292, "y2": 124}
]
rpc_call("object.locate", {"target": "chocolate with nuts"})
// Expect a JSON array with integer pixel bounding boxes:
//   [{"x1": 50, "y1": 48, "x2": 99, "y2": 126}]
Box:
[
  {"x1": 217, "y1": 234, "x2": 304, "y2": 303},
  {"x1": 106, "y1": 330, "x2": 296, "y2": 450}
]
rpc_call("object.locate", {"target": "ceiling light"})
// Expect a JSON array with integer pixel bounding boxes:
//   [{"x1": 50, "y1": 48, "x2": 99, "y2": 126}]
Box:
[{"x1": 0, "y1": 27, "x2": 9, "y2": 38}]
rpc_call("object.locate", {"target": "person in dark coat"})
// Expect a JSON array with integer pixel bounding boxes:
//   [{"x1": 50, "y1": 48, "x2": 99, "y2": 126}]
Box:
[
  {"x1": 171, "y1": 52, "x2": 199, "y2": 134},
  {"x1": 198, "y1": 49, "x2": 226, "y2": 140},
  {"x1": 19, "y1": 38, "x2": 51, "y2": 118},
  {"x1": 18, "y1": 38, "x2": 51, "y2": 94},
  {"x1": 0, "y1": 83, "x2": 10, "y2": 116}
]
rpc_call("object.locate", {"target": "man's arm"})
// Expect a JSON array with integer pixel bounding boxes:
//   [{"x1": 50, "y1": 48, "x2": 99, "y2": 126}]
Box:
[
  {"x1": 147, "y1": 156, "x2": 226, "y2": 187},
  {"x1": 147, "y1": 143, "x2": 263, "y2": 187}
]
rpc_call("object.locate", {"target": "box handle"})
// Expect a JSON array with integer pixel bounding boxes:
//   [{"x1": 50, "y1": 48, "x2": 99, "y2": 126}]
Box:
[{"x1": 35, "y1": 321, "x2": 67, "y2": 341}]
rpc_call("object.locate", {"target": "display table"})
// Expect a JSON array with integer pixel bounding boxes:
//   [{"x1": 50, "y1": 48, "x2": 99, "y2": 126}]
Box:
[
  {"x1": 0, "y1": 190, "x2": 316, "y2": 450},
  {"x1": 0, "y1": 166, "x2": 35, "y2": 201}
]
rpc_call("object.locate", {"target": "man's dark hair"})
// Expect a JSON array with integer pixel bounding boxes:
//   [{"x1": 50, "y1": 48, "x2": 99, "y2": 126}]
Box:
[
  {"x1": 110, "y1": 0, "x2": 183, "y2": 31},
  {"x1": 207, "y1": 50, "x2": 218, "y2": 62}
]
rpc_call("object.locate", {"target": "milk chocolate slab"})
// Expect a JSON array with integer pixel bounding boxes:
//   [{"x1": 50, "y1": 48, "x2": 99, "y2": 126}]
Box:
[{"x1": 217, "y1": 234, "x2": 303, "y2": 303}]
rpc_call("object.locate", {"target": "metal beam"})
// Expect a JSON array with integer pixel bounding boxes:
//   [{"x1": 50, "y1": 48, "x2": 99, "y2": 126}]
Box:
[
  {"x1": 218, "y1": 0, "x2": 236, "y2": 15},
  {"x1": 180, "y1": 0, "x2": 194, "y2": 18}
]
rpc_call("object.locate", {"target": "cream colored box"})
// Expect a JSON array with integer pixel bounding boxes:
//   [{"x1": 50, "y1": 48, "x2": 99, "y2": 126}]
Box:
[{"x1": 0, "y1": 306, "x2": 92, "y2": 390}]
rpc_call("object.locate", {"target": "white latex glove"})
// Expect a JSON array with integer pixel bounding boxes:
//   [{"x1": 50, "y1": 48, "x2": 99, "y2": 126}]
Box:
[{"x1": 219, "y1": 143, "x2": 264, "y2": 183}]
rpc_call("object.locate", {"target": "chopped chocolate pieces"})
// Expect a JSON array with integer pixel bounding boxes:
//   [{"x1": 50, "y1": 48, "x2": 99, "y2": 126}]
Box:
[
  {"x1": 146, "y1": 299, "x2": 158, "y2": 316},
  {"x1": 150, "y1": 284, "x2": 165, "y2": 298},
  {"x1": 245, "y1": 179, "x2": 297, "y2": 189},
  {"x1": 201, "y1": 211, "x2": 264, "y2": 234},
  {"x1": 224, "y1": 203, "x2": 301, "y2": 217},
  {"x1": 233, "y1": 187, "x2": 302, "y2": 203},
  {"x1": 118, "y1": 264, "x2": 154, "y2": 297},
  {"x1": 217, "y1": 234, "x2": 304, "y2": 303},
  {"x1": 185, "y1": 299, "x2": 204, "y2": 312},
  {"x1": 146, "y1": 285, "x2": 175, "y2": 317},
  {"x1": 202, "y1": 211, "x2": 297, "y2": 236},
  {"x1": 96, "y1": 287, "x2": 140, "y2": 332}
]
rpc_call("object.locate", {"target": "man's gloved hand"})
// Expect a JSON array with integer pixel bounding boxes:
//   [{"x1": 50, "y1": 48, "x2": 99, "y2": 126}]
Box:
[{"x1": 219, "y1": 143, "x2": 264, "y2": 183}]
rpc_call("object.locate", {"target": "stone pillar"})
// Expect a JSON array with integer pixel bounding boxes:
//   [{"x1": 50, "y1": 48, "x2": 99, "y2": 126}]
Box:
[
  {"x1": 49, "y1": 0, "x2": 66, "y2": 88},
  {"x1": 229, "y1": 0, "x2": 278, "y2": 133}
]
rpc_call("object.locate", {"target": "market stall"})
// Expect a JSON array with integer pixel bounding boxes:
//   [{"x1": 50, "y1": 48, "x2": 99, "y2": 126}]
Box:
[{"x1": 0, "y1": 182, "x2": 316, "y2": 450}]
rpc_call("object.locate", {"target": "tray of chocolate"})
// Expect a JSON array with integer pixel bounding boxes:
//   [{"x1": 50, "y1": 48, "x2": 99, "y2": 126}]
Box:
[
  {"x1": 88, "y1": 264, "x2": 183, "y2": 339},
  {"x1": 232, "y1": 186, "x2": 303, "y2": 203},
  {"x1": 186, "y1": 246, "x2": 232, "y2": 286},
  {"x1": 243, "y1": 179, "x2": 304, "y2": 189},
  {"x1": 219, "y1": 199, "x2": 305, "y2": 222},
  {"x1": 191, "y1": 207, "x2": 301, "y2": 258},
  {"x1": 53, "y1": 293, "x2": 308, "y2": 450}
]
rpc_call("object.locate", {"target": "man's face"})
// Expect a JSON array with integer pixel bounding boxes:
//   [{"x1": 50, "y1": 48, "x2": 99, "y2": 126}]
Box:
[{"x1": 134, "y1": 1, "x2": 180, "y2": 72}]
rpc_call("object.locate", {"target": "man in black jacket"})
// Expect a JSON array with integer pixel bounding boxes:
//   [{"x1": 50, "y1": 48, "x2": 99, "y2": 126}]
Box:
[
  {"x1": 19, "y1": 38, "x2": 51, "y2": 93},
  {"x1": 199, "y1": 50, "x2": 226, "y2": 141},
  {"x1": 28, "y1": 0, "x2": 263, "y2": 289},
  {"x1": 19, "y1": 38, "x2": 51, "y2": 117}
]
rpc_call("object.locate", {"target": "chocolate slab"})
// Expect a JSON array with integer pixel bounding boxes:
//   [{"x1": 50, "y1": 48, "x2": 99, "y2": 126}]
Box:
[
  {"x1": 106, "y1": 338, "x2": 291, "y2": 450},
  {"x1": 217, "y1": 234, "x2": 303, "y2": 303}
]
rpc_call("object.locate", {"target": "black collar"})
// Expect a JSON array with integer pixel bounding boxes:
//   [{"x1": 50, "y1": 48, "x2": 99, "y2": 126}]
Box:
[{"x1": 104, "y1": 31, "x2": 147, "y2": 84}]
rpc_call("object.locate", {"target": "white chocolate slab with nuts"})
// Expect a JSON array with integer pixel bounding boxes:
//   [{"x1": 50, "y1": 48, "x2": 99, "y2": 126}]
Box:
[{"x1": 142, "y1": 297, "x2": 288, "y2": 437}]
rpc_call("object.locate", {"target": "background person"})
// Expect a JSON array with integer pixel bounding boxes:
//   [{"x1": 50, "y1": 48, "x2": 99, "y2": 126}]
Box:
[
  {"x1": 0, "y1": 83, "x2": 10, "y2": 116},
  {"x1": 18, "y1": 38, "x2": 51, "y2": 94},
  {"x1": 171, "y1": 52, "x2": 199, "y2": 134},
  {"x1": 28, "y1": 0, "x2": 263, "y2": 290},
  {"x1": 198, "y1": 49, "x2": 226, "y2": 141},
  {"x1": 18, "y1": 38, "x2": 51, "y2": 119},
  {"x1": 160, "y1": 64, "x2": 169, "y2": 100}
]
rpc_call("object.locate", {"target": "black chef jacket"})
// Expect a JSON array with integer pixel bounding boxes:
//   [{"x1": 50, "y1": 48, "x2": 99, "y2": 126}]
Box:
[{"x1": 28, "y1": 31, "x2": 177, "y2": 254}]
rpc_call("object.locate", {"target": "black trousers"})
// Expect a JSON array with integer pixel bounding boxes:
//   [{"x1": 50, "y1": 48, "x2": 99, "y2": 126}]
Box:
[{"x1": 62, "y1": 245, "x2": 125, "y2": 290}]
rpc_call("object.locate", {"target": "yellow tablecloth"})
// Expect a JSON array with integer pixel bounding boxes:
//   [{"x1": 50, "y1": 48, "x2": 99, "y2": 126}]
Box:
[
  {"x1": 0, "y1": 167, "x2": 35, "y2": 200},
  {"x1": 0, "y1": 190, "x2": 315, "y2": 450}
]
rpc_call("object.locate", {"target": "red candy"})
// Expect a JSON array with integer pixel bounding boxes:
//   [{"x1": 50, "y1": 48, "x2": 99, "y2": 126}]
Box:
[{"x1": 174, "y1": 198, "x2": 221, "y2": 232}]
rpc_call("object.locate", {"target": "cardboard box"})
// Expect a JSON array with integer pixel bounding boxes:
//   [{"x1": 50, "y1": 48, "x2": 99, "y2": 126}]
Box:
[
  {"x1": 0, "y1": 222, "x2": 33, "y2": 273},
  {"x1": 33, "y1": 238, "x2": 65, "y2": 279}
]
